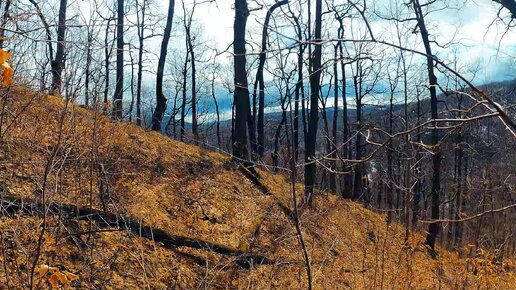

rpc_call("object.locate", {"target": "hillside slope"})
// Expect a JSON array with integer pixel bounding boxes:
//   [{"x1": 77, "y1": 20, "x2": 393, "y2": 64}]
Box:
[{"x1": 0, "y1": 87, "x2": 514, "y2": 289}]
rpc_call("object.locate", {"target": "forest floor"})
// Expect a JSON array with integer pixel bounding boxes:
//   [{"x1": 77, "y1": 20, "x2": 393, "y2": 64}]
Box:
[{"x1": 0, "y1": 86, "x2": 514, "y2": 289}]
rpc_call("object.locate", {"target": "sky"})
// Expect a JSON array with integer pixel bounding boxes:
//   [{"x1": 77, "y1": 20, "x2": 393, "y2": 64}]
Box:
[
  {"x1": 158, "y1": 0, "x2": 516, "y2": 80},
  {"x1": 152, "y1": 0, "x2": 516, "y2": 120}
]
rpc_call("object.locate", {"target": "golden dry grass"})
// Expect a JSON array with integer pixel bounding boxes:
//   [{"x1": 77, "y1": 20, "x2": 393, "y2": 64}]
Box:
[{"x1": 0, "y1": 87, "x2": 514, "y2": 289}]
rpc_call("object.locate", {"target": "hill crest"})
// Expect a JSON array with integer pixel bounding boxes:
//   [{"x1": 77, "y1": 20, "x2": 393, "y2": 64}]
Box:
[{"x1": 0, "y1": 87, "x2": 513, "y2": 289}]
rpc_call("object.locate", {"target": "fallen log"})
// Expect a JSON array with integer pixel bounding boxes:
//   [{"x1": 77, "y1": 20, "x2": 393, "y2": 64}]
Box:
[{"x1": 0, "y1": 195, "x2": 272, "y2": 268}]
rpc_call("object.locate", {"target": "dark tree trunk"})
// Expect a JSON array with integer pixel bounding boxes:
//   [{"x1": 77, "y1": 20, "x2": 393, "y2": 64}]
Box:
[
  {"x1": 188, "y1": 34, "x2": 197, "y2": 137},
  {"x1": 165, "y1": 87, "x2": 180, "y2": 136},
  {"x1": 211, "y1": 75, "x2": 221, "y2": 148},
  {"x1": 496, "y1": 0, "x2": 516, "y2": 17},
  {"x1": 413, "y1": 0, "x2": 442, "y2": 252},
  {"x1": 386, "y1": 89, "x2": 394, "y2": 219},
  {"x1": 401, "y1": 48, "x2": 410, "y2": 237},
  {"x1": 291, "y1": 11, "x2": 305, "y2": 162},
  {"x1": 0, "y1": 0, "x2": 11, "y2": 49},
  {"x1": 232, "y1": 0, "x2": 251, "y2": 161},
  {"x1": 253, "y1": 0, "x2": 288, "y2": 156},
  {"x1": 29, "y1": 0, "x2": 52, "y2": 91},
  {"x1": 84, "y1": 31, "x2": 92, "y2": 107},
  {"x1": 412, "y1": 90, "x2": 422, "y2": 229},
  {"x1": 28, "y1": 0, "x2": 54, "y2": 82},
  {"x1": 104, "y1": 18, "x2": 113, "y2": 111},
  {"x1": 304, "y1": 0, "x2": 322, "y2": 202},
  {"x1": 273, "y1": 93, "x2": 288, "y2": 171},
  {"x1": 182, "y1": 1, "x2": 197, "y2": 138},
  {"x1": 128, "y1": 48, "x2": 135, "y2": 121},
  {"x1": 50, "y1": 0, "x2": 68, "y2": 95},
  {"x1": 337, "y1": 18, "x2": 351, "y2": 198},
  {"x1": 136, "y1": 0, "x2": 147, "y2": 126},
  {"x1": 113, "y1": 0, "x2": 124, "y2": 119},
  {"x1": 180, "y1": 45, "x2": 189, "y2": 141},
  {"x1": 152, "y1": 0, "x2": 175, "y2": 131},
  {"x1": 454, "y1": 94, "x2": 464, "y2": 247},
  {"x1": 330, "y1": 44, "x2": 339, "y2": 192},
  {"x1": 353, "y1": 69, "x2": 363, "y2": 200}
]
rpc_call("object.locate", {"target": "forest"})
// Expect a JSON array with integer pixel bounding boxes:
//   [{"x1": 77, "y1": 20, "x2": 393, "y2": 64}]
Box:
[{"x1": 0, "y1": 0, "x2": 515, "y2": 289}]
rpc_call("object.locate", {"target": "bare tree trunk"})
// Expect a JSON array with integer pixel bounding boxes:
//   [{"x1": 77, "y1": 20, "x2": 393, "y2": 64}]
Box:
[
  {"x1": 353, "y1": 68, "x2": 363, "y2": 200},
  {"x1": 454, "y1": 95, "x2": 464, "y2": 247},
  {"x1": 386, "y1": 89, "x2": 394, "y2": 220},
  {"x1": 50, "y1": 0, "x2": 68, "y2": 95},
  {"x1": 128, "y1": 48, "x2": 135, "y2": 121},
  {"x1": 253, "y1": 0, "x2": 288, "y2": 156},
  {"x1": 180, "y1": 44, "x2": 189, "y2": 140},
  {"x1": 0, "y1": 0, "x2": 11, "y2": 49},
  {"x1": 304, "y1": 0, "x2": 322, "y2": 202},
  {"x1": 337, "y1": 18, "x2": 351, "y2": 198},
  {"x1": 320, "y1": 89, "x2": 332, "y2": 189},
  {"x1": 401, "y1": 47, "x2": 410, "y2": 238},
  {"x1": 232, "y1": 0, "x2": 251, "y2": 161},
  {"x1": 113, "y1": 0, "x2": 124, "y2": 119},
  {"x1": 496, "y1": 0, "x2": 516, "y2": 17},
  {"x1": 211, "y1": 74, "x2": 221, "y2": 148},
  {"x1": 188, "y1": 35, "x2": 197, "y2": 137},
  {"x1": 152, "y1": 0, "x2": 175, "y2": 131},
  {"x1": 136, "y1": 0, "x2": 147, "y2": 126},
  {"x1": 103, "y1": 18, "x2": 113, "y2": 112},
  {"x1": 413, "y1": 0, "x2": 442, "y2": 252},
  {"x1": 165, "y1": 83, "x2": 181, "y2": 138},
  {"x1": 330, "y1": 44, "x2": 339, "y2": 192},
  {"x1": 273, "y1": 93, "x2": 287, "y2": 171},
  {"x1": 182, "y1": 0, "x2": 197, "y2": 138},
  {"x1": 412, "y1": 89, "x2": 423, "y2": 228},
  {"x1": 290, "y1": 10, "x2": 305, "y2": 163},
  {"x1": 84, "y1": 30, "x2": 92, "y2": 107}
]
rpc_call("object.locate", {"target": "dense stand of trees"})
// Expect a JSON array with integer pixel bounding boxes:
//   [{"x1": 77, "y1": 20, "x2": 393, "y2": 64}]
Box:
[{"x1": 1, "y1": 0, "x2": 516, "y2": 259}]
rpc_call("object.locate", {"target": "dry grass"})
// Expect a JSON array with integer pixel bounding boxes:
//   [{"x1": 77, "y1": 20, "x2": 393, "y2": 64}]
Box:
[{"x1": 0, "y1": 87, "x2": 514, "y2": 289}]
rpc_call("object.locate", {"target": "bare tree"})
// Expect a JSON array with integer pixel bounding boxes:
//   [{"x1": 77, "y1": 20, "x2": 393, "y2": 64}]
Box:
[
  {"x1": 0, "y1": 0, "x2": 11, "y2": 49},
  {"x1": 252, "y1": 0, "x2": 289, "y2": 156},
  {"x1": 232, "y1": 0, "x2": 251, "y2": 161},
  {"x1": 182, "y1": 0, "x2": 199, "y2": 138},
  {"x1": 304, "y1": 0, "x2": 322, "y2": 202},
  {"x1": 494, "y1": 0, "x2": 516, "y2": 17},
  {"x1": 152, "y1": 0, "x2": 175, "y2": 131},
  {"x1": 113, "y1": 0, "x2": 125, "y2": 119},
  {"x1": 412, "y1": 0, "x2": 442, "y2": 252}
]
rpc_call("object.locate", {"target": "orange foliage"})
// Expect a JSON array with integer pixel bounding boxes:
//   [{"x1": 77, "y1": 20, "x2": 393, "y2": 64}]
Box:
[{"x1": 0, "y1": 49, "x2": 13, "y2": 85}]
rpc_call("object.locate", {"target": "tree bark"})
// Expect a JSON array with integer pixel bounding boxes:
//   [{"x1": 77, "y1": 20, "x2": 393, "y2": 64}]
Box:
[
  {"x1": 136, "y1": 0, "x2": 147, "y2": 126},
  {"x1": 353, "y1": 70, "x2": 363, "y2": 200},
  {"x1": 496, "y1": 0, "x2": 516, "y2": 17},
  {"x1": 413, "y1": 0, "x2": 442, "y2": 252},
  {"x1": 337, "y1": 16, "x2": 351, "y2": 198},
  {"x1": 103, "y1": 17, "x2": 114, "y2": 113},
  {"x1": 304, "y1": 0, "x2": 322, "y2": 202},
  {"x1": 180, "y1": 44, "x2": 189, "y2": 140},
  {"x1": 182, "y1": 0, "x2": 198, "y2": 138},
  {"x1": 84, "y1": 30, "x2": 92, "y2": 107},
  {"x1": 0, "y1": 0, "x2": 11, "y2": 49},
  {"x1": 50, "y1": 0, "x2": 68, "y2": 95},
  {"x1": 232, "y1": 0, "x2": 251, "y2": 161},
  {"x1": 290, "y1": 11, "x2": 305, "y2": 163},
  {"x1": 330, "y1": 44, "x2": 339, "y2": 192},
  {"x1": 113, "y1": 0, "x2": 125, "y2": 119},
  {"x1": 253, "y1": 0, "x2": 289, "y2": 156},
  {"x1": 152, "y1": 0, "x2": 175, "y2": 131},
  {"x1": 211, "y1": 74, "x2": 221, "y2": 148}
]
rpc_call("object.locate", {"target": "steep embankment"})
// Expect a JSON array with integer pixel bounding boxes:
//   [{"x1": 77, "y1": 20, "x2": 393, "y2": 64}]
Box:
[{"x1": 0, "y1": 87, "x2": 514, "y2": 289}]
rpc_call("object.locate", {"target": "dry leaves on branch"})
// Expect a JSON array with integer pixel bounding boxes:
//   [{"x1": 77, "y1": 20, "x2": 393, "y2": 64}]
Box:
[{"x1": 36, "y1": 264, "x2": 79, "y2": 289}]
